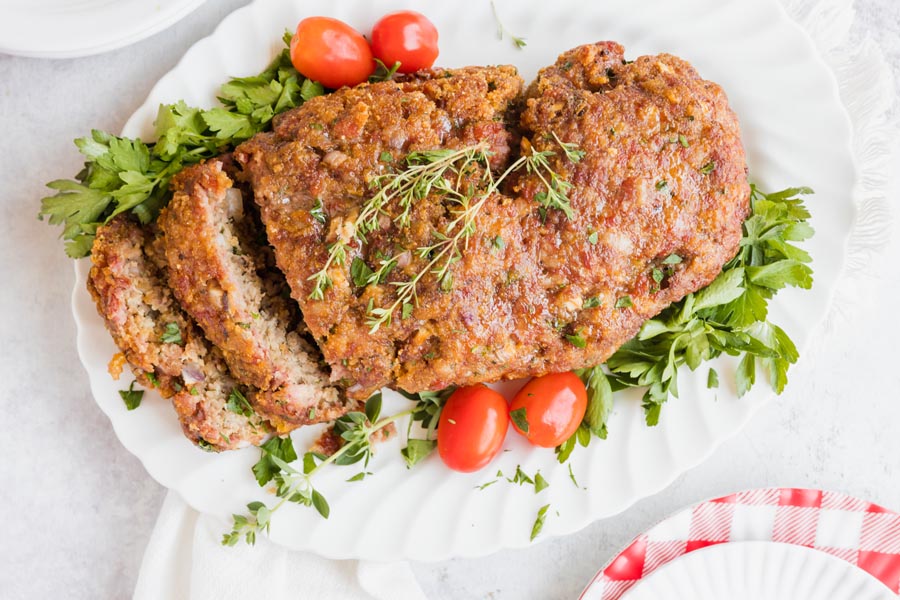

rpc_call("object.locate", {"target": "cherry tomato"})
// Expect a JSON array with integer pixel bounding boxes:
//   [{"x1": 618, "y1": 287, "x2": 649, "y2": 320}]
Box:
[
  {"x1": 370, "y1": 11, "x2": 439, "y2": 74},
  {"x1": 290, "y1": 17, "x2": 374, "y2": 89},
  {"x1": 438, "y1": 384, "x2": 509, "y2": 472},
  {"x1": 509, "y1": 372, "x2": 588, "y2": 448}
]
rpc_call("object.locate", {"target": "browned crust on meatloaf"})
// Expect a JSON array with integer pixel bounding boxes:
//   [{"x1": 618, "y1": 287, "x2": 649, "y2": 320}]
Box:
[
  {"x1": 235, "y1": 46, "x2": 750, "y2": 399},
  {"x1": 87, "y1": 216, "x2": 277, "y2": 450},
  {"x1": 235, "y1": 65, "x2": 525, "y2": 398},
  {"x1": 159, "y1": 160, "x2": 352, "y2": 424}
]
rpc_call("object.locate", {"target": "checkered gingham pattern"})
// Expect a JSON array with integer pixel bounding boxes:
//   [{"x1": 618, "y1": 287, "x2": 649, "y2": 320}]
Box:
[{"x1": 580, "y1": 488, "x2": 900, "y2": 599}]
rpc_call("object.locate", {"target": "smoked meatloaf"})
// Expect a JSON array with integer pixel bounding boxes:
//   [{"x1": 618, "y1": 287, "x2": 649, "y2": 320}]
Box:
[
  {"x1": 88, "y1": 42, "x2": 750, "y2": 449},
  {"x1": 235, "y1": 42, "x2": 750, "y2": 400}
]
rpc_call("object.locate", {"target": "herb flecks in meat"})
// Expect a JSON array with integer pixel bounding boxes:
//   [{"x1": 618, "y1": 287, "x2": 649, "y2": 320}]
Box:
[{"x1": 307, "y1": 138, "x2": 583, "y2": 333}]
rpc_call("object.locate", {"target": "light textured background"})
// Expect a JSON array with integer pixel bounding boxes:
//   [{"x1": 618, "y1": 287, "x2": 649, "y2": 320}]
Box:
[{"x1": 0, "y1": 1, "x2": 898, "y2": 599}]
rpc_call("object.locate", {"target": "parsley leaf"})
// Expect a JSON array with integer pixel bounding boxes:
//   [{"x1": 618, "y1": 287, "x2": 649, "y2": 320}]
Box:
[
  {"x1": 615, "y1": 296, "x2": 633, "y2": 309},
  {"x1": 160, "y1": 322, "x2": 183, "y2": 344},
  {"x1": 118, "y1": 381, "x2": 143, "y2": 411},
  {"x1": 583, "y1": 296, "x2": 602, "y2": 309},
  {"x1": 531, "y1": 504, "x2": 550, "y2": 541},
  {"x1": 252, "y1": 436, "x2": 298, "y2": 486},
  {"x1": 566, "y1": 332, "x2": 587, "y2": 348},
  {"x1": 510, "y1": 407, "x2": 529, "y2": 433},
  {"x1": 577, "y1": 366, "x2": 613, "y2": 439},
  {"x1": 707, "y1": 368, "x2": 719, "y2": 389},
  {"x1": 604, "y1": 186, "x2": 814, "y2": 423},
  {"x1": 350, "y1": 257, "x2": 374, "y2": 288},
  {"x1": 41, "y1": 35, "x2": 323, "y2": 258},
  {"x1": 226, "y1": 387, "x2": 254, "y2": 417},
  {"x1": 401, "y1": 438, "x2": 436, "y2": 468}
]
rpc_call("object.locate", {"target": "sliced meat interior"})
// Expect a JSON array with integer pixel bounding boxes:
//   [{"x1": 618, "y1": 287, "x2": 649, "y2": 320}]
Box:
[
  {"x1": 158, "y1": 160, "x2": 352, "y2": 425},
  {"x1": 87, "y1": 216, "x2": 278, "y2": 450}
]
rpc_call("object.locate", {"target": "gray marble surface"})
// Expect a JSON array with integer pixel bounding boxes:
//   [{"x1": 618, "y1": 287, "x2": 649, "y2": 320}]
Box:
[{"x1": 1, "y1": 1, "x2": 898, "y2": 598}]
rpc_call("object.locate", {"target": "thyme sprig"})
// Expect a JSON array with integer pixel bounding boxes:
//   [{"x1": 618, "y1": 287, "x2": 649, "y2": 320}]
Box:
[
  {"x1": 490, "y1": 0, "x2": 527, "y2": 49},
  {"x1": 308, "y1": 137, "x2": 583, "y2": 334},
  {"x1": 306, "y1": 144, "x2": 492, "y2": 301}
]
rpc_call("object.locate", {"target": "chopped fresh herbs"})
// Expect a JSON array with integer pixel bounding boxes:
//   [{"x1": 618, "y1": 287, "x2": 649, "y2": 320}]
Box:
[
  {"x1": 490, "y1": 0, "x2": 527, "y2": 49},
  {"x1": 118, "y1": 381, "x2": 143, "y2": 411},
  {"x1": 507, "y1": 466, "x2": 534, "y2": 486},
  {"x1": 707, "y1": 368, "x2": 719, "y2": 389},
  {"x1": 310, "y1": 198, "x2": 326, "y2": 223},
  {"x1": 160, "y1": 322, "x2": 182, "y2": 344},
  {"x1": 655, "y1": 180, "x2": 668, "y2": 191},
  {"x1": 379, "y1": 151, "x2": 393, "y2": 163},
  {"x1": 615, "y1": 296, "x2": 633, "y2": 309},
  {"x1": 346, "y1": 471, "x2": 373, "y2": 482},
  {"x1": 552, "y1": 132, "x2": 585, "y2": 163},
  {"x1": 568, "y1": 464, "x2": 584, "y2": 489},
  {"x1": 510, "y1": 407, "x2": 529, "y2": 433},
  {"x1": 652, "y1": 268, "x2": 664, "y2": 284},
  {"x1": 587, "y1": 230, "x2": 599, "y2": 245},
  {"x1": 534, "y1": 472, "x2": 549, "y2": 493},
  {"x1": 678, "y1": 134, "x2": 689, "y2": 148},
  {"x1": 700, "y1": 161, "x2": 716, "y2": 175},
  {"x1": 228, "y1": 390, "x2": 445, "y2": 546},
  {"x1": 492, "y1": 235, "x2": 505, "y2": 251},
  {"x1": 145, "y1": 371, "x2": 159, "y2": 387},
  {"x1": 531, "y1": 504, "x2": 550, "y2": 541},
  {"x1": 583, "y1": 296, "x2": 602, "y2": 309},
  {"x1": 41, "y1": 33, "x2": 323, "y2": 258},
  {"x1": 566, "y1": 332, "x2": 587, "y2": 348},
  {"x1": 663, "y1": 253, "x2": 683, "y2": 265},
  {"x1": 350, "y1": 257, "x2": 374, "y2": 288},
  {"x1": 226, "y1": 387, "x2": 254, "y2": 417}
]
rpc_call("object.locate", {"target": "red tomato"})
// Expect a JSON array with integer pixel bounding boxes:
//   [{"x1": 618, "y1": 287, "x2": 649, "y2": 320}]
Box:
[
  {"x1": 509, "y1": 372, "x2": 588, "y2": 448},
  {"x1": 370, "y1": 11, "x2": 439, "y2": 74},
  {"x1": 438, "y1": 384, "x2": 509, "y2": 472},
  {"x1": 290, "y1": 17, "x2": 374, "y2": 89}
]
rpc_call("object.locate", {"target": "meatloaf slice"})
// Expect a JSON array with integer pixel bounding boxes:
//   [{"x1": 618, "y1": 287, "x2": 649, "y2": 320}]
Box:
[
  {"x1": 87, "y1": 216, "x2": 275, "y2": 450},
  {"x1": 158, "y1": 160, "x2": 351, "y2": 424},
  {"x1": 235, "y1": 46, "x2": 749, "y2": 399}
]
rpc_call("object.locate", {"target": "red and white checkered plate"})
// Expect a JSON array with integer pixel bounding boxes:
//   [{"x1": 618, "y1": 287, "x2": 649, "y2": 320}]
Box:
[{"x1": 580, "y1": 488, "x2": 900, "y2": 599}]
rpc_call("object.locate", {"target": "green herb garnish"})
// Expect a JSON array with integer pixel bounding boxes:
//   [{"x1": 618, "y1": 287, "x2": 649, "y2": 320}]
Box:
[
  {"x1": 160, "y1": 322, "x2": 183, "y2": 344},
  {"x1": 510, "y1": 407, "x2": 529, "y2": 432},
  {"x1": 530, "y1": 504, "x2": 550, "y2": 541},
  {"x1": 226, "y1": 387, "x2": 254, "y2": 417},
  {"x1": 40, "y1": 33, "x2": 322, "y2": 258},
  {"x1": 490, "y1": 0, "x2": 527, "y2": 49},
  {"x1": 118, "y1": 381, "x2": 143, "y2": 411}
]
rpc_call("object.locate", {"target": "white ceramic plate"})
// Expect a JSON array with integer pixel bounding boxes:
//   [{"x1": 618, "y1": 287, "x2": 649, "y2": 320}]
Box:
[
  {"x1": 71, "y1": 0, "x2": 855, "y2": 560},
  {"x1": 621, "y1": 542, "x2": 894, "y2": 600},
  {"x1": 0, "y1": 0, "x2": 208, "y2": 58}
]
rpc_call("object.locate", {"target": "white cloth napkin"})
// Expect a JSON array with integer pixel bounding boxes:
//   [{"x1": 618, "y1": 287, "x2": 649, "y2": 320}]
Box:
[{"x1": 133, "y1": 492, "x2": 427, "y2": 600}]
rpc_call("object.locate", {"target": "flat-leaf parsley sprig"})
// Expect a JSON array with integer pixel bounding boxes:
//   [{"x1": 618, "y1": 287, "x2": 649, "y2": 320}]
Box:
[
  {"x1": 567, "y1": 185, "x2": 815, "y2": 447},
  {"x1": 40, "y1": 33, "x2": 322, "y2": 258}
]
